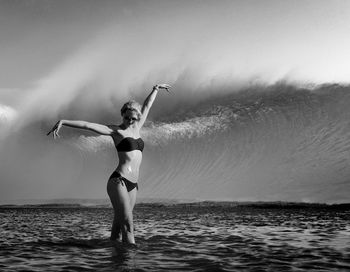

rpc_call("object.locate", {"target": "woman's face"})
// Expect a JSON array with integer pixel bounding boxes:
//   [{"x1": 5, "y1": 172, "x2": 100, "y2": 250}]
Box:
[{"x1": 123, "y1": 109, "x2": 139, "y2": 126}]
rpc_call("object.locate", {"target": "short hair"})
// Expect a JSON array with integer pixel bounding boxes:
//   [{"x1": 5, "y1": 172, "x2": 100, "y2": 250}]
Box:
[{"x1": 120, "y1": 100, "x2": 142, "y2": 119}]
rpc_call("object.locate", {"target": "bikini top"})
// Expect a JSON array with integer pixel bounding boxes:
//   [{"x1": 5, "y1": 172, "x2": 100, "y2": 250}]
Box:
[
  {"x1": 116, "y1": 137, "x2": 144, "y2": 152},
  {"x1": 108, "y1": 125, "x2": 144, "y2": 152}
]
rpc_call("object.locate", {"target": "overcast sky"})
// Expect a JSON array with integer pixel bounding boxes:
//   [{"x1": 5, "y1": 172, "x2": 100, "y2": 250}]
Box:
[{"x1": 1, "y1": 0, "x2": 350, "y2": 90}]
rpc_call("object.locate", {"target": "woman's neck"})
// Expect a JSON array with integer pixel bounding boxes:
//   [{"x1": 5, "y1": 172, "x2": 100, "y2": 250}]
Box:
[{"x1": 120, "y1": 123, "x2": 138, "y2": 130}]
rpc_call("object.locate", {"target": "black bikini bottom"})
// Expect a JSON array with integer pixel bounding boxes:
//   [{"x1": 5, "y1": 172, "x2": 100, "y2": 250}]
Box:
[{"x1": 109, "y1": 171, "x2": 138, "y2": 192}]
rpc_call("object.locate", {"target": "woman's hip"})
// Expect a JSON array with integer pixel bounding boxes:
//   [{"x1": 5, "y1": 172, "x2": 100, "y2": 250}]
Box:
[{"x1": 107, "y1": 171, "x2": 138, "y2": 192}]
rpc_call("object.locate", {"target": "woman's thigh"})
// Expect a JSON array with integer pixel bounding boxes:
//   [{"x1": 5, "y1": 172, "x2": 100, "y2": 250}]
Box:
[
  {"x1": 128, "y1": 189, "x2": 137, "y2": 211},
  {"x1": 107, "y1": 178, "x2": 132, "y2": 216}
]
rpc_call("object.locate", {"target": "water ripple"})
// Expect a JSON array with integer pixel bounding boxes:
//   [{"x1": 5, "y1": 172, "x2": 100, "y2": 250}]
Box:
[{"x1": 0, "y1": 205, "x2": 349, "y2": 271}]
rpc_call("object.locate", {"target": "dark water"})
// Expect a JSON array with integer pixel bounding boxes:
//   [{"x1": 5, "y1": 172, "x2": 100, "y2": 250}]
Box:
[{"x1": 0, "y1": 203, "x2": 349, "y2": 271}]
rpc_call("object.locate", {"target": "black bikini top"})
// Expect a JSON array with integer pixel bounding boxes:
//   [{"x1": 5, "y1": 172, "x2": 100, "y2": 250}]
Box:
[
  {"x1": 116, "y1": 137, "x2": 144, "y2": 152},
  {"x1": 108, "y1": 125, "x2": 144, "y2": 152}
]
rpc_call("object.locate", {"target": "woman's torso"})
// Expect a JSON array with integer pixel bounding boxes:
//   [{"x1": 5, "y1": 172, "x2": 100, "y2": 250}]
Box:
[{"x1": 109, "y1": 125, "x2": 143, "y2": 183}]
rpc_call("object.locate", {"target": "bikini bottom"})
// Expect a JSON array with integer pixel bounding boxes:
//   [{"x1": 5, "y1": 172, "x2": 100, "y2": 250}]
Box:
[{"x1": 109, "y1": 171, "x2": 138, "y2": 192}]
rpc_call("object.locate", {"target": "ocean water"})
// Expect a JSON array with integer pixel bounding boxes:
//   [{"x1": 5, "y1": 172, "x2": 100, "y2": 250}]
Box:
[{"x1": 0, "y1": 203, "x2": 349, "y2": 271}]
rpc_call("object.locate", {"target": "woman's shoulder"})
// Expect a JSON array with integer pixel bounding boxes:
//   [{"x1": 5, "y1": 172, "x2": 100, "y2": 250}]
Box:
[
  {"x1": 106, "y1": 124, "x2": 122, "y2": 135},
  {"x1": 107, "y1": 124, "x2": 119, "y2": 130}
]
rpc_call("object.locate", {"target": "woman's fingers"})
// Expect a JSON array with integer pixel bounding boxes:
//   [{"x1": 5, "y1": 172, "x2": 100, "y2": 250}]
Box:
[
  {"x1": 157, "y1": 84, "x2": 172, "y2": 92},
  {"x1": 54, "y1": 126, "x2": 61, "y2": 139},
  {"x1": 47, "y1": 121, "x2": 62, "y2": 139},
  {"x1": 159, "y1": 84, "x2": 171, "y2": 88},
  {"x1": 46, "y1": 127, "x2": 55, "y2": 136},
  {"x1": 53, "y1": 129, "x2": 60, "y2": 139},
  {"x1": 47, "y1": 124, "x2": 60, "y2": 139}
]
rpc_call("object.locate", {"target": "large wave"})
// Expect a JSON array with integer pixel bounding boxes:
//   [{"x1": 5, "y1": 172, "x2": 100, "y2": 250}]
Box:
[
  {"x1": 133, "y1": 83, "x2": 350, "y2": 203},
  {"x1": 2, "y1": 83, "x2": 350, "y2": 203}
]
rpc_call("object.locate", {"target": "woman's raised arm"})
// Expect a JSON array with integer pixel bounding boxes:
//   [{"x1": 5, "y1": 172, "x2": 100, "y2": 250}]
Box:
[
  {"x1": 47, "y1": 120, "x2": 114, "y2": 138},
  {"x1": 138, "y1": 84, "x2": 171, "y2": 127}
]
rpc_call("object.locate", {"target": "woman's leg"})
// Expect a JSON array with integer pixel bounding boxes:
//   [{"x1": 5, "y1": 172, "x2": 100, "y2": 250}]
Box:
[
  {"x1": 107, "y1": 178, "x2": 135, "y2": 244},
  {"x1": 107, "y1": 179, "x2": 122, "y2": 241},
  {"x1": 128, "y1": 188, "x2": 137, "y2": 234},
  {"x1": 128, "y1": 188, "x2": 137, "y2": 211},
  {"x1": 110, "y1": 213, "x2": 121, "y2": 241}
]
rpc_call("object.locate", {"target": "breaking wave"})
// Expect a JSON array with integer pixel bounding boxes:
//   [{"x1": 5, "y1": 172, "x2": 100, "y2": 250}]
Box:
[{"x1": 71, "y1": 83, "x2": 350, "y2": 203}]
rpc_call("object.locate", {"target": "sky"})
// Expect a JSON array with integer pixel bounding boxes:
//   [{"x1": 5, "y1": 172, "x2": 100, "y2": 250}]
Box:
[
  {"x1": 1, "y1": 0, "x2": 350, "y2": 90},
  {"x1": 1, "y1": 0, "x2": 350, "y2": 203}
]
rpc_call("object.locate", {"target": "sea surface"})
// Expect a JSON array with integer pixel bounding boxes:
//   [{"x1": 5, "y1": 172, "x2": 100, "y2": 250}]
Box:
[{"x1": 0, "y1": 203, "x2": 349, "y2": 272}]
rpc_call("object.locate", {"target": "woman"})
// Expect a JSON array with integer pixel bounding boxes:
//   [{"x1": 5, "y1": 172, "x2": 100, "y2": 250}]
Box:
[{"x1": 47, "y1": 84, "x2": 171, "y2": 244}]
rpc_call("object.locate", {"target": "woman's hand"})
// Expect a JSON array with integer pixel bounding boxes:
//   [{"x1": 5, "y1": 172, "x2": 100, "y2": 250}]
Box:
[
  {"x1": 153, "y1": 84, "x2": 171, "y2": 93},
  {"x1": 46, "y1": 120, "x2": 63, "y2": 139}
]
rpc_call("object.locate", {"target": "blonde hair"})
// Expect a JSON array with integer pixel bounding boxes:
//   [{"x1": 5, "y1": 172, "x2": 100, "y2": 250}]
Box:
[{"x1": 120, "y1": 100, "x2": 142, "y2": 119}]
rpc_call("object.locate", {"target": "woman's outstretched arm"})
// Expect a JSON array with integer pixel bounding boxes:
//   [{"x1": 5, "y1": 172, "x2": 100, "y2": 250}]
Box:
[
  {"x1": 47, "y1": 120, "x2": 113, "y2": 138},
  {"x1": 138, "y1": 84, "x2": 171, "y2": 127}
]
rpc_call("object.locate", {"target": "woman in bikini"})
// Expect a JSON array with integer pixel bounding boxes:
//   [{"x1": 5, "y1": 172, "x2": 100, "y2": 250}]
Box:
[{"x1": 47, "y1": 84, "x2": 171, "y2": 244}]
